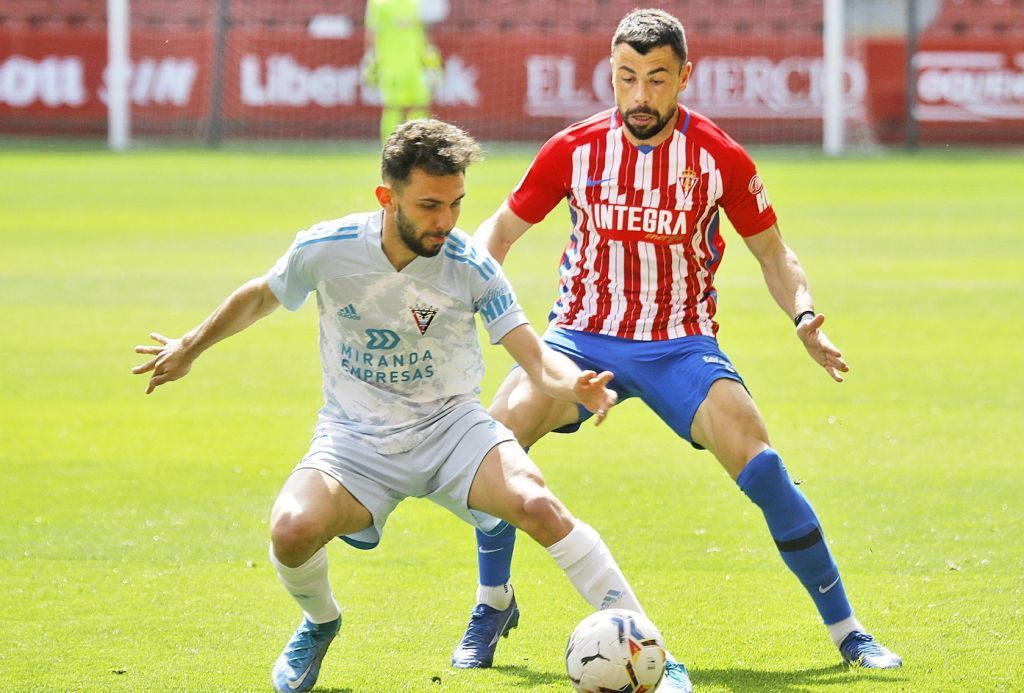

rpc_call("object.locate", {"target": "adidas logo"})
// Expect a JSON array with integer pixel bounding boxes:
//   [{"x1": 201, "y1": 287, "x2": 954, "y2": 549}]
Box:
[
  {"x1": 599, "y1": 589, "x2": 623, "y2": 610},
  {"x1": 337, "y1": 304, "x2": 360, "y2": 320}
]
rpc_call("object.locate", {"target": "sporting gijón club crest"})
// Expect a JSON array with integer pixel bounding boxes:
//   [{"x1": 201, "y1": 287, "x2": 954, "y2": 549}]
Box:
[{"x1": 410, "y1": 304, "x2": 438, "y2": 335}]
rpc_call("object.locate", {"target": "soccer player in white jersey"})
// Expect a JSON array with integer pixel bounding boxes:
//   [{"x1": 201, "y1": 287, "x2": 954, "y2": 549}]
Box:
[
  {"x1": 132, "y1": 119, "x2": 683, "y2": 693},
  {"x1": 452, "y1": 8, "x2": 901, "y2": 683}
]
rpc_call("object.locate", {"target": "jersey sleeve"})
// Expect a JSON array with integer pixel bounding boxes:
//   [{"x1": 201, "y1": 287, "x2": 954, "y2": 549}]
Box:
[
  {"x1": 718, "y1": 141, "x2": 778, "y2": 238},
  {"x1": 266, "y1": 231, "x2": 316, "y2": 311},
  {"x1": 474, "y1": 271, "x2": 528, "y2": 344},
  {"x1": 460, "y1": 237, "x2": 528, "y2": 343},
  {"x1": 506, "y1": 133, "x2": 571, "y2": 224}
]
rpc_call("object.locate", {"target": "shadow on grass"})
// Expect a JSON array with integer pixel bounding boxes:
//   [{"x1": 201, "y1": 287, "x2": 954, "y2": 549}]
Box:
[
  {"x1": 692, "y1": 664, "x2": 907, "y2": 690},
  {"x1": 492, "y1": 663, "x2": 567, "y2": 688}
]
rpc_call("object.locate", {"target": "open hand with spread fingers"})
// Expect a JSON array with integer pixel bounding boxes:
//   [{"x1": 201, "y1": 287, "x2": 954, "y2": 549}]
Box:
[
  {"x1": 132, "y1": 332, "x2": 195, "y2": 394},
  {"x1": 796, "y1": 313, "x2": 849, "y2": 382}
]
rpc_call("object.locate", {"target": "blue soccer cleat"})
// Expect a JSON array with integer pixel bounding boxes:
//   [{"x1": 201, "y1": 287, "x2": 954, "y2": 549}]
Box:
[
  {"x1": 451, "y1": 594, "x2": 520, "y2": 668},
  {"x1": 656, "y1": 653, "x2": 694, "y2": 693},
  {"x1": 839, "y1": 631, "x2": 903, "y2": 669},
  {"x1": 271, "y1": 615, "x2": 341, "y2": 693}
]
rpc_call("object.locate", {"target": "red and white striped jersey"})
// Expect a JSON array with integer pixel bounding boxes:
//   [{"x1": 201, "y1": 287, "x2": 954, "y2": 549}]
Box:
[{"x1": 508, "y1": 105, "x2": 777, "y2": 341}]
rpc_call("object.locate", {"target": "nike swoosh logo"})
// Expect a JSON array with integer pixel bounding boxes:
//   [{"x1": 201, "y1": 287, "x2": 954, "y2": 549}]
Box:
[
  {"x1": 818, "y1": 576, "x2": 841, "y2": 593},
  {"x1": 488, "y1": 613, "x2": 515, "y2": 646},
  {"x1": 478, "y1": 547, "x2": 504, "y2": 554},
  {"x1": 287, "y1": 662, "x2": 314, "y2": 690},
  {"x1": 586, "y1": 176, "x2": 616, "y2": 187}
]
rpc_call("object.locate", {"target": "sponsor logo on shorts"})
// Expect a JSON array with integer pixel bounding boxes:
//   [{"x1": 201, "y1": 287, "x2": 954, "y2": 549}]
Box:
[{"x1": 702, "y1": 354, "x2": 736, "y2": 373}]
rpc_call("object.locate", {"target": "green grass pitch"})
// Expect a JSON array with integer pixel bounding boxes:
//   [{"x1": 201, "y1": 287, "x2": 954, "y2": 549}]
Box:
[{"x1": 1, "y1": 143, "x2": 1022, "y2": 691}]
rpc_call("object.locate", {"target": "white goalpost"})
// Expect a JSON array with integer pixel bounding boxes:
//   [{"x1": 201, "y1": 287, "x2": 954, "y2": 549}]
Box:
[
  {"x1": 106, "y1": 0, "x2": 130, "y2": 151},
  {"x1": 822, "y1": 0, "x2": 845, "y2": 156}
]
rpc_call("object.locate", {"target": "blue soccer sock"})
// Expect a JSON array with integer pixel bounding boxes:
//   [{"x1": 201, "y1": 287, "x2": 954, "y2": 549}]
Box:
[
  {"x1": 737, "y1": 448, "x2": 853, "y2": 625},
  {"x1": 476, "y1": 521, "x2": 517, "y2": 608}
]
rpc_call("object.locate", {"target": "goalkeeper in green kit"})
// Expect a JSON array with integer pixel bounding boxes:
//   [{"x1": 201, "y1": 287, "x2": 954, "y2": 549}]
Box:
[{"x1": 363, "y1": 0, "x2": 442, "y2": 144}]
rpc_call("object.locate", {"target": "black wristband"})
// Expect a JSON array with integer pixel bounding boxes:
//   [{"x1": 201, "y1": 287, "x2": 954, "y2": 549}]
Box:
[{"x1": 793, "y1": 310, "x2": 815, "y2": 327}]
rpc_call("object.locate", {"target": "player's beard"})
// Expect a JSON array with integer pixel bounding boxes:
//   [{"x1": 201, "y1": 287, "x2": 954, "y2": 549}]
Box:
[
  {"x1": 396, "y1": 203, "x2": 448, "y2": 258},
  {"x1": 621, "y1": 105, "x2": 676, "y2": 142}
]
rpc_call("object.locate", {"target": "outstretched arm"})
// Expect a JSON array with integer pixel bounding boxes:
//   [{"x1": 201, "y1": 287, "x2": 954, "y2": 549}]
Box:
[
  {"x1": 132, "y1": 276, "x2": 281, "y2": 394},
  {"x1": 743, "y1": 224, "x2": 849, "y2": 382},
  {"x1": 498, "y1": 324, "x2": 617, "y2": 426},
  {"x1": 473, "y1": 201, "x2": 533, "y2": 264}
]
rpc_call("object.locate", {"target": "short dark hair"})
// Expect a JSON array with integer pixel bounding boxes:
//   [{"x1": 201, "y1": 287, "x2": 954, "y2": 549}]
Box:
[
  {"x1": 381, "y1": 119, "x2": 482, "y2": 187},
  {"x1": 611, "y1": 9, "x2": 688, "y2": 65}
]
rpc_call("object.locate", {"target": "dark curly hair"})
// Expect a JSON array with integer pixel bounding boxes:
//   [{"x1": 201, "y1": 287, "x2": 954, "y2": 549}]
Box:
[{"x1": 381, "y1": 119, "x2": 482, "y2": 188}]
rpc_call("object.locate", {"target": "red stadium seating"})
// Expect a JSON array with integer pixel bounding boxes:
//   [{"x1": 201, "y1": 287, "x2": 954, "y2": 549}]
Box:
[
  {"x1": 437, "y1": 0, "x2": 824, "y2": 37},
  {"x1": 929, "y1": 0, "x2": 1024, "y2": 36},
  {"x1": 0, "y1": 1, "x2": 1018, "y2": 38}
]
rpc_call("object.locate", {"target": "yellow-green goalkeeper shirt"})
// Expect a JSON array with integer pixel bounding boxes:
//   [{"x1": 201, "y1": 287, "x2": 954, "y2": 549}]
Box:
[{"x1": 366, "y1": 0, "x2": 429, "y2": 74}]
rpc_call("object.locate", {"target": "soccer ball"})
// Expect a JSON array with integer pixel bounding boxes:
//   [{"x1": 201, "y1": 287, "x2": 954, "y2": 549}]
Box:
[{"x1": 565, "y1": 608, "x2": 667, "y2": 693}]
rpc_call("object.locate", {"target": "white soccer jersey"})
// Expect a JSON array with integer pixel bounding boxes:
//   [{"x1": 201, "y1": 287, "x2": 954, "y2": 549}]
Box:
[{"x1": 267, "y1": 210, "x2": 527, "y2": 453}]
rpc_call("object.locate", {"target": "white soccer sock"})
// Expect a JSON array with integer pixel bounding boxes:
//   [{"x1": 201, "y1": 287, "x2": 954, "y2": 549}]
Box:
[
  {"x1": 268, "y1": 544, "x2": 341, "y2": 624},
  {"x1": 477, "y1": 582, "x2": 514, "y2": 610},
  {"x1": 826, "y1": 614, "x2": 865, "y2": 647},
  {"x1": 546, "y1": 521, "x2": 646, "y2": 617}
]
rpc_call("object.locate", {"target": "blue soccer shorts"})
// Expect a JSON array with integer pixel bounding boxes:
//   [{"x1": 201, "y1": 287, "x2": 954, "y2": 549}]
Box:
[{"x1": 542, "y1": 327, "x2": 746, "y2": 447}]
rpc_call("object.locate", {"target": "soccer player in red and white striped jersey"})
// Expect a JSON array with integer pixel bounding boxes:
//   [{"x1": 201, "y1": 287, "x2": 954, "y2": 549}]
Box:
[
  {"x1": 451, "y1": 9, "x2": 902, "y2": 683},
  {"x1": 508, "y1": 101, "x2": 775, "y2": 342}
]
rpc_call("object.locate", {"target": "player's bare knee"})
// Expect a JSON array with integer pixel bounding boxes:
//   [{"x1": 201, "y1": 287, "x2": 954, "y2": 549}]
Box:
[
  {"x1": 516, "y1": 492, "x2": 572, "y2": 544},
  {"x1": 270, "y1": 510, "x2": 327, "y2": 560}
]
